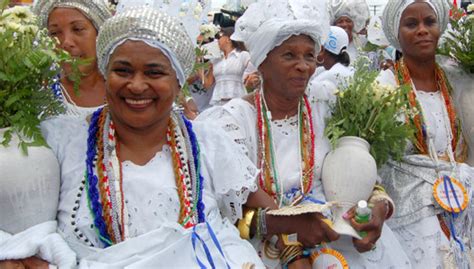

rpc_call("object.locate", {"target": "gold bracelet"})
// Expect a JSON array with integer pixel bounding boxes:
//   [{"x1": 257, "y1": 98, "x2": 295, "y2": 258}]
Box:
[
  {"x1": 237, "y1": 208, "x2": 256, "y2": 240},
  {"x1": 280, "y1": 245, "x2": 303, "y2": 265}
]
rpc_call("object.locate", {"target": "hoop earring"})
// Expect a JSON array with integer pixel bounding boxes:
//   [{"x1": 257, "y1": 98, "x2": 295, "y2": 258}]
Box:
[{"x1": 316, "y1": 55, "x2": 324, "y2": 65}]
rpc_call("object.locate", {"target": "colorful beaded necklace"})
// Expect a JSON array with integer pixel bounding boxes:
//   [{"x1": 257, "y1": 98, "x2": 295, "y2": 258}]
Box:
[
  {"x1": 85, "y1": 107, "x2": 205, "y2": 247},
  {"x1": 395, "y1": 58, "x2": 464, "y2": 160},
  {"x1": 255, "y1": 90, "x2": 315, "y2": 206}
]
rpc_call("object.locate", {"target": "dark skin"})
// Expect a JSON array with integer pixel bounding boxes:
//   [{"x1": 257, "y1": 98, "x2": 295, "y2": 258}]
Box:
[
  {"x1": 334, "y1": 16, "x2": 354, "y2": 42},
  {"x1": 317, "y1": 48, "x2": 338, "y2": 70},
  {"x1": 398, "y1": 1, "x2": 441, "y2": 93},
  {"x1": 241, "y1": 35, "x2": 391, "y2": 268},
  {"x1": 48, "y1": 7, "x2": 106, "y2": 108}
]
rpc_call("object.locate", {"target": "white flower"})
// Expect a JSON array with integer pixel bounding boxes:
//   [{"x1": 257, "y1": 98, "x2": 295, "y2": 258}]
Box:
[
  {"x1": 467, "y1": 4, "x2": 474, "y2": 13},
  {"x1": 199, "y1": 23, "x2": 219, "y2": 40},
  {"x1": 6, "y1": 22, "x2": 21, "y2": 31},
  {"x1": 193, "y1": 3, "x2": 203, "y2": 20},
  {"x1": 3, "y1": 6, "x2": 35, "y2": 24}
]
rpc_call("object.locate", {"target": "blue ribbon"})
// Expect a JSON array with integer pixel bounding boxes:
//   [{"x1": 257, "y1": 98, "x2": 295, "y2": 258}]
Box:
[
  {"x1": 442, "y1": 175, "x2": 465, "y2": 251},
  {"x1": 302, "y1": 195, "x2": 325, "y2": 205},
  {"x1": 191, "y1": 222, "x2": 231, "y2": 269}
]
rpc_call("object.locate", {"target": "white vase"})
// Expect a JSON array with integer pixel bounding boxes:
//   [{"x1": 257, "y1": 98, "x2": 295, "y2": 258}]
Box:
[
  {"x1": 321, "y1": 136, "x2": 377, "y2": 239},
  {"x1": 0, "y1": 127, "x2": 60, "y2": 234}
]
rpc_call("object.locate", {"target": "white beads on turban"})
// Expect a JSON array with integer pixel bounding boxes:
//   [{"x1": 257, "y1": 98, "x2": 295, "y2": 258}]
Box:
[
  {"x1": 232, "y1": 0, "x2": 330, "y2": 68},
  {"x1": 382, "y1": 0, "x2": 450, "y2": 51},
  {"x1": 328, "y1": 0, "x2": 370, "y2": 33},
  {"x1": 33, "y1": 0, "x2": 112, "y2": 30}
]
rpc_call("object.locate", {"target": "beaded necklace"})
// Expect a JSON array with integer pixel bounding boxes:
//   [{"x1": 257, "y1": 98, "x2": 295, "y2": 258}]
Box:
[
  {"x1": 85, "y1": 107, "x2": 205, "y2": 247},
  {"x1": 254, "y1": 90, "x2": 315, "y2": 206},
  {"x1": 395, "y1": 58, "x2": 464, "y2": 161}
]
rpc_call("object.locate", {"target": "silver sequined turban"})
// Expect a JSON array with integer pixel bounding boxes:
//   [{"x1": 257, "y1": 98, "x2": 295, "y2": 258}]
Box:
[
  {"x1": 96, "y1": 7, "x2": 195, "y2": 86},
  {"x1": 33, "y1": 0, "x2": 112, "y2": 30},
  {"x1": 328, "y1": 0, "x2": 370, "y2": 33},
  {"x1": 382, "y1": 0, "x2": 450, "y2": 51},
  {"x1": 232, "y1": 0, "x2": 330, "y2": 68}
]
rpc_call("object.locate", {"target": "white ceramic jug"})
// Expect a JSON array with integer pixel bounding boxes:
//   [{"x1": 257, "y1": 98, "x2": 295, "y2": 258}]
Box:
[
  {"x1": 322, "y1": 136, "x2": 377, "y2": 239},
  {"x1": 0, "y1": 128, "x2": 60, "y2": 234}
]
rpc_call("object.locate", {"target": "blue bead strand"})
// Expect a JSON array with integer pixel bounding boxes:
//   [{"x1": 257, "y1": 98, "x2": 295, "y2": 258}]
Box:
[
  {"x1": 181, "y1": 115, "x2": 205, "y2": 223},
  {"x1": 85, "y1": 108, "x2": 112, "y2": 247}
]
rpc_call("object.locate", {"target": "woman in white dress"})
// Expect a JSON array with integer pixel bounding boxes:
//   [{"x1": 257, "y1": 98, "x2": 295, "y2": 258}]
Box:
[
  {"x1": 208, "y1": 27, "x2": 257, "y2": 106},
  {"x1": 199, "y1": 0, "x2": 411, "y2": 268},
  {"x1": 378, "y1": 1, "x2": 474, "y2": 268},
  {"x1": 43, "y1": 5, "x2": 270, "y2": 268},
  {"x1": 309, "y1": 26, "x2": 354, "y2": 103},
  {"x1": 2, "y1": 4, "x2": 269, "y2": 268},
  {"x1": 33, "y1": 0, "x2": 112, "y2": 118},
  {"x1": 328, "y1": 0, "x2": 370, "y2": 63}
]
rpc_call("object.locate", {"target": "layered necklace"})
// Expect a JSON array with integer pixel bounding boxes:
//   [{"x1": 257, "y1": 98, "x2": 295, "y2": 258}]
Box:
[
  {"x1": 85, "y1": 107, "x2": 205, "y2": 247},
  {"x1": 255, "y1": 90, "x2": 315, "y2": 206},
  {"x1": 395, "y1": 58, "x2": 464, "y2": 161}
]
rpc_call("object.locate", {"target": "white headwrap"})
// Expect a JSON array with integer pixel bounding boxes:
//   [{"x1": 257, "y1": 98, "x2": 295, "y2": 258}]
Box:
[
  {"x1": 382, "y1": 0, "x2": 450, "y2": 51},
  {"x1": 33, "y1": 0, "x2": 112, "y2": 30},
  {"x1": 328, "y1": 0, "x2": 370, "y2": 33},
  {"x1": 232, "y1": 0, "x2": 330, "y2": 68}
]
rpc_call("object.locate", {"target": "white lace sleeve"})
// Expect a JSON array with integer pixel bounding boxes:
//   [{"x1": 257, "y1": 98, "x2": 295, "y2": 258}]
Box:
[
  {"x1": 193, "y1": 121, "x2": 258, "y2": 223},
  {"x1": 196, "y1": 100, "x2": 258, "y2": 163}
]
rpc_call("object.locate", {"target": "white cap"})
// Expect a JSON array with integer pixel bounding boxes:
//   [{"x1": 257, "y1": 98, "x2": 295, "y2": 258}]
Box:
[{"x1": 323, "y1": 26, "x2": 349, "y2": 55}]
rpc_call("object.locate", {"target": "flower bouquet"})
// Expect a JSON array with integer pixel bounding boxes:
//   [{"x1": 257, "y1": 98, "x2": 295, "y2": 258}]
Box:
[
  {"x1": 438, "y1": 4, "x2": 474, "y2": 73},
  {"x1": 322, "y1": 57, "x2": 414, "y2": 238},
  {"x1": 0, "y1": 2, "x2": 71, "y2": 153}
]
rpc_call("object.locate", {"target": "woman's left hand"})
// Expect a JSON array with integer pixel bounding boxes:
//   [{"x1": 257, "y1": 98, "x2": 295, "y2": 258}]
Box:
[{"x1": 346, "y1": 200, "x2": 388, "y2": 253}]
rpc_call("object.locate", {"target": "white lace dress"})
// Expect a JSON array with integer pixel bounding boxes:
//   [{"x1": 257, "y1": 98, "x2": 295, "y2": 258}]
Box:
[
  {"x1": 58, "y1": 84, "x2": 104, "y2": 119},
  {"x1": 377, "y1": 69, "x2": 474, "y2": 269},
  {"x1": 198, "y1": 97, "x2": 411, "y2": 268},
  {"x1": 39, "y1": 116, "x2": 264, "y2": 268}
]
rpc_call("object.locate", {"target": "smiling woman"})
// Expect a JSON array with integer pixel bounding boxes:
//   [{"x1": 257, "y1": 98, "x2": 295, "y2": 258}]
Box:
[{"x1": 29, "y1": 4, "x2": 268, "y2": 268}]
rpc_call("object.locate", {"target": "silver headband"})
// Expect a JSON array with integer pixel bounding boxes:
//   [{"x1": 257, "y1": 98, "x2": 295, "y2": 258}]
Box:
[
  {"x1": 96, "y1": 7, "x2": 195, "y2": 84},
  {"x1": 33, "y1": 0, "x2": 112, "y2": 30}
]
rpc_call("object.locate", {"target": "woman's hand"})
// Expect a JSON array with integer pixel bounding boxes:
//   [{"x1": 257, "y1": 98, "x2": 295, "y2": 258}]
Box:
[
  {"x1": 244, "y1": 72, "x2": 260, "y2": 91},
  {"x1": 0, "y1": 257, "x2": 49, "y2": 269},
  {"x1": 347, "y1": 200, "x2": 388, "y2": 252},
  {"x1": 266, "y1": 212, "x2": 340, "y2": 248}
]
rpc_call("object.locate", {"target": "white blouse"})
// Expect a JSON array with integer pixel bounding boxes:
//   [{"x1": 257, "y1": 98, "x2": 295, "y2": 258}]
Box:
[
  {"x1": 39, "y1": 116, "x2": 263, "y2": 268},
  {"x1": 210, "y1": 50, "x2": 256, "y2": 105},
  {"x1": 309, "y1": 63, "x2": 354, "y2": 103}
]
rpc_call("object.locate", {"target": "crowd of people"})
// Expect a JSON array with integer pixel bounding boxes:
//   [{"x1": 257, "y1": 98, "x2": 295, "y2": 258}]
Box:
[{"x1": 0, "y1": 0, "x2": 473, "y2": 268}]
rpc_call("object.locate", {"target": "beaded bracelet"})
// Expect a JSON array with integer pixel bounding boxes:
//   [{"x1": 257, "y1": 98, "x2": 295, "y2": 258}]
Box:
[{"x1": 259, "y1": 207, "x2": 269, "y2": 238}]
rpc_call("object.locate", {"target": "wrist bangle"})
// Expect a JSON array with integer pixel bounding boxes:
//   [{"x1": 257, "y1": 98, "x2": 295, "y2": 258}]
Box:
[
  {"x1": 237, "y1": 208, "x2": 255, "y2": 240},
  {"x1": 258, "y1": 207, "x2": 269, "y2": 238}
]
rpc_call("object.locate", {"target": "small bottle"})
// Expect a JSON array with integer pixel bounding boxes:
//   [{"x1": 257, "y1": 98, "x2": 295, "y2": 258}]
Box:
[{"x1": 355, "y1": 200, "x2": 371, "y2": 238}]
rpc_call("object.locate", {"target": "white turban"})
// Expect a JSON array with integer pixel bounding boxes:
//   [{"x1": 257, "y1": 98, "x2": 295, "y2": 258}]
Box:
[
  {"x1": 232, "y1": 0, "x2": 330, "y2": 68},
  {"x1": 33, "y1": 0, "x2": 112, "y2": 30},
  {"x1": 328, "y1": 0, "x2": 370, "y2": 33},
  {"x1": 382, "y1": 0, "x2": 450, "y2": 51}
]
